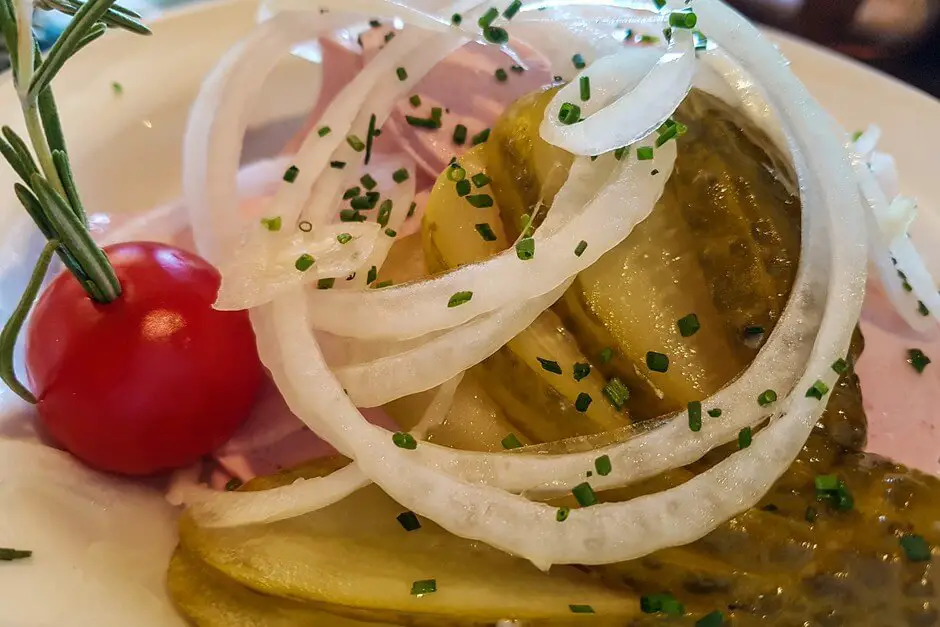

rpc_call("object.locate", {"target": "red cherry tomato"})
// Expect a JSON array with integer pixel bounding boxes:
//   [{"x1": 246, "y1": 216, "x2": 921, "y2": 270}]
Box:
[{"x1": 25, "y1": 242, "x2": 264, "y2": 475}]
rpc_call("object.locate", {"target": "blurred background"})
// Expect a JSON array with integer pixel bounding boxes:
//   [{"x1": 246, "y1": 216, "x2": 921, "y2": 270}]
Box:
[{"x1": 4, "y1": 0, "x2": 940, "y2": 97}]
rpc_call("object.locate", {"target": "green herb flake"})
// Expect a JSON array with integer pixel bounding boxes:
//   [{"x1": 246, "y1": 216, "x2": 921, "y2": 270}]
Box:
[
  {"x1": 396, "y1": 67, "x2": 408, "y2": 81},
  {"x1": 636, "y1": 147, "x2": 654, "y2": 160},
  {"x1": 0, "y1": 548, "x2": 32, "y2": 561},
  {"x1": 478, "y1": 6, "x2": 499, "y2": 28},
  {"x1": 343, "y1": 186, "x2": 361, "y2": 200},
  {"x1": 471, "y1": 128, "x2": 491, "y2": 145},
  {"x1": 831, "y1": 357, "x2": 849, "y2": 374},
  {"x1": 317, "y1": 278, "x2": 335, "y2": 289},
  {"x1": 572, "y1": 481, "x2": 597, "y2": 507},
  {"x1": 295, "y1": 253, "x2": 315, "y2": 272},
  {"x1": 516, "y1": 237, "x2": 535, "y2": 260},
  {"x1": 447, "y1": 165, "x2": 467, "y2": 182},
  {"x1": 805, "y1": 505, "x2": 818, "y2": 523},
  {"x1": 407, "y1": 202, "x2": 417, "y2": 218},
  {"x1": 455, "y1": 179, "x2": 472, "y2": 197},
  {"x1": 851, "y1": 129, "x2": 863, "y2": 142},
  {"x1": 757, "y1": 389, "x2": 777, "y2": 407},
  {"x1": 111, "y1": 81, "x2": 123, "y2": 95},
  {"x1": 805, "y1": 380, "x2": 830, "y2": 400},
  {"x1": 378, "y1": 200, "x2": 393, "y2": 228},
  {"x1": 346, "y1": 135, "x2": 365, "y2": 151},
  {"x1": 602, "y1": 377, "x2": 630, "y2": 410},
  {"x1": 639, "y1": 34, "x2": 660, "y2": 44},
  {"x1": 908, "y1": 348, "x2": 931, "y2": 373},
  {"x1": 448, "y1": 291, "x2": 473, "y2": 308},
  {"x1": 502, "y1": 0, "x2": 522, "y2": 19},
  {"x1": 815, "y1": 474, "x2": 854, "y2": 511},
  {"x1": 366, "y1": 266, "x2": 378, "y2": 284},
  {"x1": 613, "y1": 146, "x2": 628, "y2": 161},
  {"x1": 467, "y1": 194, "x2": 494, "y2": 208},
  {"x1": 738, "y1": 426, "x2": 752, "y2": 450},
  {"x1": 676, "y1": 313, "x2": 700, "y2": 337},
  {"x1": 599, "y1": 347, "x2": 614, "y2": 364},
  {"x1": 537, "y1": 357, "x2": 562, "y2": 374},
  {"x1": 260, "y1": 216, "x2": 282, "y2": 231},
  {"x1": 453, "y1": 124, "x2": 468, "y2": 145},
  {"x1": 707, "y1": 408, "x2": 722, "y2": 418},
  {"x1": 646, "y1": 351, "x2": 669, "y2": 373},
  {"x1": 283, "y1": 165, "x2": 299, "y2": 183},
  {"x1": 475, "y1": 223, "x2": 497, "y2": 242},
  {"x1": 899, "y1": 534, "x2": 932, "y2": 562},
  {"x1": 224, "y1": 478, "x2": 242, "y2": 491},
  {"x1": 483, "y1": 25, "x2": 509, "y2": 44},
  {"x1": 569, "y1": 605, "x2": 595, "y2": 614},
  {"x1": 688, "y1": 401, "x2": 702, "y2": 432},
  {"x1": 471, "y1": 172, "x2": 491, "y2": 188},
  {"x1": 571, "y1": 52, "x2": 586, "y2": 69},
  {"x1": 653, "y1": 0, "x2": 666, "y2": 8},
  {"x1": 330, "y1": 160, "x2": 346, "y2": 169},
  {"x1": 695, "y1": 610, "x2": 724, "y2": 627},
  {"x1": 918, "y1": 301, "x2": 930, "y2": 316},
  {"x1": 350, "y1": 196, "x2": 372, "y2": 210},
  {"x1": 573, "y1": 362, "x2": 591, "y2": 382},
  {"x1": 570, "y1": 392, "x2": 590, "y2": 413},
  {"x1": 388, "y1": 168, "x2": 409, "y2": 185},
  {"x1": 384, "y1": 228, "x2": 397, "y2": 238},
  {"x1": 641, "y1": 593, "x2": 684, "y2": 616},
  {"x1": 317, "y1": 126, "x2": 331, "y2": 137},
  {"x1": 574, "y1": 240, "x2": 588, "y2": 257},
  {"x1": 405, "y1": 115, "x2": 441, "y2": 129},
  {"x1": 337, "y1": 233, "x2": 353, "y2": 245},
  {"x1": 392, "y1": 432, "x2": 418, "y2": 450},
  {"x1": 409, "y1": 94, "x2": 422, "y2": 107},
  {"x1": 360, "y1": 174, "x2": 377, "y2": 190},
  {"x1": 495, "y1": 68, "x2": 508, "y2": 82},
  {"x1": 669, "y1": 10, "x2": 697, "y2": 29},
  {"x1": 339, "y1": 209, "x2": 365, "y2": 222},
  {"x1": 451, "y1": 12, "x2": 462, "y2": 24},
  {"x1": 501, "y1": 433, "x2": 523, "y2": 449},
  {"x1": 594, "y1": 454, "x2": 612, "y2": 476},
  {"x1": 556, "y1": 507, "x2": 570, "y2": 522},
  {"x1": 558, "y1": 102, "x2": 581, "y2": 125},
  {"x1": 410, "y1": 579, "x2": 437, "y2": 596},
  {"x1": 579, "y1": 75, "x2": 590, "y2": 102},
  {"x1": 396, "y1": 511, "x2": 421, "y2": 531},
  {"x1": 374, "y1": 280, "x2": 393, "y2": 289}
]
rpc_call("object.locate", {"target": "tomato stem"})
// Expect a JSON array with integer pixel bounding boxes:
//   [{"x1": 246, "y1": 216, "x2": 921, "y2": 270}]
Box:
[{"x1": 0, "y1": 239, "x2": 59, "y2": 405}]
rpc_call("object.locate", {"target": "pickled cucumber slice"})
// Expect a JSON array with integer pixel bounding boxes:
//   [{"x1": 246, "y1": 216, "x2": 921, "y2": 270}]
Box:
[{"x1": 178, "y1": 458, "x2": 646, "y2": 626}]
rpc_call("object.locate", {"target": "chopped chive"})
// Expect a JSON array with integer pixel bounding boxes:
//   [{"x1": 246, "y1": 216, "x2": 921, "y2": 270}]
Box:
[
  {"x1": 908, "y1": 348, "x2": 931, "y2": 373},
  {"x1": 367, "y1": 266, "x2": 378, "y2": 284},
  {"x1": 831, "y1": 358, "x2": 849, "y2": 374},
  {"x1": 650, "y1": 169, "x2": 660, "y2": 176},
  {"x1": 636, "y1": 147, "x2": 654, "y2": 160},
  {"x1": 224, "y1": 478, "x2": 242, "y2": 491},
  {"x1": 337, "y1": 233, "x2": 353, "y2": 245},
  {"x1": 757, "y1": 389, "x2": 777, "y2": 406},
  {"x1": 397, "y1": 511, "x2": 421, "y2": 531},
  {"x1": 453, "y1": 124, "x2": 468, "y2": 145},
  {"x1": 805, "y1": 505, "x2": 818, "y2": 523},
  {"x1": 475, "y1": 223, "x2": 497, "y2": 242},
  {"x1": 451, "y1": 12, "x2": 462, "y2": 24},
  {"x1": 558, "y1": 102, "x2": 581, "y2": 125},
  {"x1": 899, "y1": 534, "x2": 931, "y2": 562},
  {"x1": 639, "y1": 34, "x2": 660, "y2": 44},
  {"x1": 447, "y1": 165, "x2": 467, "y2": 182},
  {"x1": 431, "y1": 107, "x2": 443, "y2": 122},
  {"x1": 316, "y1": 277, "x2": 336, "y2": 290},
  {"x1": 448, "y1": 291, "x2": 473, "y2": 307},
  {"x1": 574, "y1": 240, "x2": 588, "y2": 257},
  {"x1": 495, "y1": 68, "x2": 508, "y2": 82},
  {"x1": 918, "y1": 300, "x2": 930, "y2": 316},
  {"x1": 483, "y1": 25, "x2": 509, "y2": 44},
  {"x1": 575, "y1": 392, "x2": 592, "y2": 412},
  {"x1": 374, "y1": 280, "x2": 393, "y2": 289},
  {"x1": 330, "y1": 160, "x2": 346, "y2": 169},
  {"x1": 410, "y1": 579, "x2": 437, "y2": 596},
  {"x1": 571, "y1": 52, "x2": 586, "y2": 69},
  {"x1": 569, "y1": 605, "x2": 595, "y2": 614},
  {"x1": 393, "y1": 432, "x2": 418, "y2": 449},
  {"x1": 653, "y1": 0, "x2": 666, "y2": 8},
  {"x1": 594, "y1": 455, "x2": 612, "y2": 476},
  {"x1": 317, "y1": 126, "x2": 331, "y2": 137},
  {"x1": 556, "y1": 507, "x2": 570, "y2": 522},
  {"x1": 641, "y1": 593, "x2": 684, "y2": 615},
  {"x1": 369, "y1": 18, "x2": 382, "y2": 27},
  {"x1": 688, "y1": 401, "x2": 702, "y2": 432},
  {"x1": 407, "y1": 202, "x2": 417, "y2": 218},
  {"x1": 851, "y1": 129, "x2": 864, "y2": 142},
  {"x1": 579, "y1": 75, "x2": 591, "y2": 102},
  {"x1": 295, "y1": 253, "x2": 315, "y2": 271},
  {"x1": 602, "y1": 377, "x2": 630, "y2": 410},
  {"x1": 360, "y1": 174, "x2": 377, "y2": 190},
  {"x1": 384, "y1": 31, "x2": 395, "y2": 42},
  {"x1": 614, "y1": 146, "x2": 628, "y2": 161},
  {"x1": 655, "y1": 121, "x2": 687, "y2": 147},
  {"x1": 384, "y1": 228, "x2": 397, "y2": 238},
  {"x1": 283, "y1": 165, "x2": 299, "y2": 183},
  {"x1": 111, "y1": 81, "x2": 123, "y2": 95},
  {"x1": 693, "y1": 29, "x2": 708, "y2": 50},
  {"x1": 695, "y1": 610, "x2": 724, "y2": 627},
  {"x1": 378, "y1": 200, "x2": 393, "y2": 227},
  {"x1": 814, "y1": 474, "x2": 839, "y2": 492},
  {"x1": 707, "y1": 407, "x2": 722, "y2": 418},
  {"x1": 573, "y1": 362, "x2": 591, "y2": 382},
  {"x1": 738, "y1": 426, "x2": 752, "y2": 449},
  {"x1": 339, "y1": 209, "x2": 365, "y2": 222},
  {"x1": 646, "y1": 351, "x2": 669, "y2": 373},
  {"x1": 299, "y1": 220, "x2": 313, "y2": 232},
  {"x1": 572, "y1": 482, "x2": 597, "y2": 507},
  {"x1": 677, "y1": 313, "x2": 700, "y2": 337},
  {"x1": 471, "y1": 128, "x2": 491, "y2": 145},
  {"x1": 350, "y1": 196, "x2": 372, "y2": 210},
  {"x1": 502, "y1": 0, "x2": 522, "y2": 19},
  {"x1": 409, "y1": 94, "x2": 422, "y2": 107},
  {"x1": 346, "y1": 135, "x2": 365, "y2": 151},
  {"x1": 396, "y1": 67, "x2": 408, "y2": 81},
  {"x1": 467, "y1": 194, "x2": 494, "y2": 208},
  {"x1": 501, "y1": 433, "x2": 523, "y2": 449},
  {"x1": 516, "y1": 237, "x2": 535, "y2": 260},
  {"x1": 805, "y1": 380, "x2": 830, "y2": 400},
  {"x1": 456, "y1": 179, "x2": 472, "y2": 196},
  {"x1": 471, "y1": 172, "x2": 491, "y2": 188},
  {"x1": 510, "y1": 64, "x2": 525, "y2": 73},
  {"x1": 405, "y1": 115, "x2": 441, "y2": 129},
  {"x1": 392, "y1": 168, "x2": 410, "y2": 184},
  {"x1": 537, "y1": 357, "x2": 562, "y2": 374},
  {"x1": 0, "y1": 548, "x2": 32, "y2": 561},
  {"x1": 343, "y1": 186, "x2": 361, "y2": 200},
  {"x1": 261, "y1": 216, "x2": 282, "y2": 231},
  {"x1": 815, "y1": 474, "x2": 853, "y2": 511},
  {"x1": 599, "y1": 347, "x2": 614, "y2": 364},
  {"x1": 478, "y1": 6, "x2": 499, "y2": 28},
  {"x1": 669, "y1": 10, "x2": 697, "y2": 29}
]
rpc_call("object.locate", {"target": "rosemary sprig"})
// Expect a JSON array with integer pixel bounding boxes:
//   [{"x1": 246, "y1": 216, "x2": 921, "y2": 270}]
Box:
[{"x1": 0, "y1": 0, "x2": 149, "y2": 402}]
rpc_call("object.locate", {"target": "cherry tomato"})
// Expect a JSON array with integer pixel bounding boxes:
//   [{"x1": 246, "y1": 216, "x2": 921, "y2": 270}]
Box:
[{"x1": 25, "y1": 242, "x2": 264, "y2": 475}]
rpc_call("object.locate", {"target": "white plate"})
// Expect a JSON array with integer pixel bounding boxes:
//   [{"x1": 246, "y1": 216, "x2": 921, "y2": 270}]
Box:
[{"x1": 0, "y1": 3, "x2": 939, "y2": 625}]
